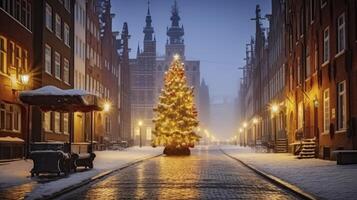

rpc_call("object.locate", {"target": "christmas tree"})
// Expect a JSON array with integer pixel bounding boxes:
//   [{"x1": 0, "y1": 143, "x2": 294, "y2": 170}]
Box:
[{"x1": 152, "y1": 55, "x2": 200, "y2": 155}]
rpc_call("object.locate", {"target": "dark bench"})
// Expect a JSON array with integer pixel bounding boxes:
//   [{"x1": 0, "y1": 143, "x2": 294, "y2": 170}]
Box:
[
  {"x1": 333, "y1": 150, "x2": 357, "y2": 165},
  {"x1": 30, "y1": 142, "x2": 71, "y2": 176},
  {"x1": 71, "y1": 143, "x2": 96, "y2": 171}
]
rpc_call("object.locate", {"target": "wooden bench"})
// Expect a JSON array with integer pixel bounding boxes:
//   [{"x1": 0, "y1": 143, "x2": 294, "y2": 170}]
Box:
[
  {"x1": 333, "y1": 150, "x2": 357, "y2": 165},
  {"x1": 71, "y1": 143, "x2": 96, "y2": 171},
  {"x1": 30, "y1": 142, "x2": 71, "y2": 176}
]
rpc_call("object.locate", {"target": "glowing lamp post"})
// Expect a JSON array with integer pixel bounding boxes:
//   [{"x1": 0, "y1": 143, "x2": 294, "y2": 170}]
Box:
[
  {"x1": 103, "y1": 102, "x2": 111, "y2": 113},
  {"x1": 138, "y1": 120, "x2": 143, "y2": 148},
  {"x1": 253, "y1": 117, "x2": 258, "y2": 147},
  {"x1": 271, "y1": 104, "x2": 279, "y2": 151},
  {"x1": 20, "y1": 74, "x2": 30, "y2": 86}
]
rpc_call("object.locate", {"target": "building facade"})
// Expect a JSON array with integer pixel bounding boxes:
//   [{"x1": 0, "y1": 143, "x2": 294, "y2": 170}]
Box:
[
  {"x1": 0, "y1": 0, "x2": 33, "y2": 159},
  {"x1": 130, "y1": 5, "x2": 156, "y2": 146},
  {"x1": 31, "y1": 0, "x2": 74, "y2": 144},
  {"x1": 239, "y1": 0, "x2": 357, "y2": 159},
  {"x1": 119, "y1": 22, "x2": 132, "y2": 144},
  {"x1": 155, "y1": 1, "x2": 200, "y2": 113},
  {"x1": 73, "y1": 0, "x2": 86, "y2": 143},
  {"x1": 285, "y1": 0, "x2": 357, "y2": 158}
]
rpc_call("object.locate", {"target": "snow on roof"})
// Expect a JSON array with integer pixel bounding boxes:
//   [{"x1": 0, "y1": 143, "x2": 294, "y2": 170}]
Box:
[
  {"x1": 20, "y1": 86, "x2": 89, "y2": 96},
  {"x1": 0, "y1": 136, "x2": 24, "y2": 143}
]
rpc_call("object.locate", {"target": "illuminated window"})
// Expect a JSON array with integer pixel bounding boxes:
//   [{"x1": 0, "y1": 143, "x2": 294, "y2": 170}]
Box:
[
  {"x1": 0, "y1": 36, "x2": 6, "y2": 74},
  {"x1": 63, "y1": 113, "x2": 69, "y2": 134},
  {"x1": 0, "y1": 103, "x2": 21, "y2": 132},
  {"x1": 323, "y1": 89, "x2": 330, "y2": 132},
  {"x1": 298, "y1": 102, "x2": 303, "y2": 129},
  {"x1": 43, "y1": 112, "x2": 51, "y2": 131},
  {"x1": 337, "y1": 81, "x2": 346, "y2": 130},
  {"x1": 54, "y1": 112, "x2": 60, "y2": 133}
]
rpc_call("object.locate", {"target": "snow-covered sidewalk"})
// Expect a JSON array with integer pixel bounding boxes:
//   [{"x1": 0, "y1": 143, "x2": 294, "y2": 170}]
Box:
[
  {"x1": 220, "y1": 145, "x2": 357, "y2": 200},
  {"x1": 0, "y1": 146, "x2": 163, "y2": 199}
]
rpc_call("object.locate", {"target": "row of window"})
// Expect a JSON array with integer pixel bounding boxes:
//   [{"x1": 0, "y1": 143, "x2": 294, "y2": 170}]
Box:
[
  {"x1": 0, "y1": 103, "x2": 21, "y2": 133},
  {"x1": 85, "y1": 74, "x2": 110, "y2": 99},
  {"x1": 133, "y1": 126, "x2": 152, "y2": 140},
  {"x1": 45, "y1": 3, "x2": 70, "y2": 47},
  {"x1": 75, "y1": 36, "x2": 85, "y2": 60},
  {"x1": 322, "y1": 13, "x2": 346, "y2": 64},
  {"x1": 0, "y1": 0, "x2": 32, "y2": 31},
  {"x1": 74, "y1": 2, "x2": 85, "y2": 28},
  {"x1": 43, "y1": 112, "x2": 69, "y2": 134},
  {"x1": 0, "y1": 36, "x2": 28, "y2": 76},
  {"x1": 45, "y1": 44, "x2": 70, "y2": 84},
  {"x1": 288, "y1": 12, "x2": 346, "y2": 89},
  {"x1": 87, "y1": 18, "x2": 100, "y2": 40},
  {"x1": 74, "y1": 70, "x2": 85, "y2": 90},
  {"x1": 86, "y1": 44, "x2": 100, "y2": 68}
]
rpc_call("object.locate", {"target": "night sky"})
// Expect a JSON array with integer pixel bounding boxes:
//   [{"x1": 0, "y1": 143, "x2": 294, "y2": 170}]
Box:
[{"x1": 112, "y1": 0, "x2": 271, "y2": 103}]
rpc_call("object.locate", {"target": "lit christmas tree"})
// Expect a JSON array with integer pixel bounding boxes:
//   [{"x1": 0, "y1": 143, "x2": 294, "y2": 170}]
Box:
[{"x1": 152, "y1": 55, "x2": 200, "y2": 155}]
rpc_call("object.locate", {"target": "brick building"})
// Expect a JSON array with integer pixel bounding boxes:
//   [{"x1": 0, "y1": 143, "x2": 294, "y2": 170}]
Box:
[
  {"x1": 239, "y1": 0, "x2": 357, "y2": 159},
  {"x1": 285, "y1": 0, "x2": 357, "y2": 158},
  {"x1": 0, "y1": 0, "x2": 33, "y2": 159},
  {"x1": 31, "y1": 0, "x2": 74, "y2": 144}
]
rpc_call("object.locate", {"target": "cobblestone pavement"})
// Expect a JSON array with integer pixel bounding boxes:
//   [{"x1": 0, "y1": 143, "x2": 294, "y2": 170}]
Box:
[{"x1": 59, "y1": 147, "x2": 300, "y2": 200}]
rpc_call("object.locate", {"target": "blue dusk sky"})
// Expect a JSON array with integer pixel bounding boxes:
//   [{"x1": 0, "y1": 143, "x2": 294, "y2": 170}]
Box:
[{"x1": 111, "y1": 0, "x2": 271, "y2": 103}]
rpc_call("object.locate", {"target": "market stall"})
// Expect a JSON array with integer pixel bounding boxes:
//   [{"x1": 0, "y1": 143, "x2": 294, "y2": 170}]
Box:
[{"x1": 19, "y1": 86, "x2": 103, "y2": 176}]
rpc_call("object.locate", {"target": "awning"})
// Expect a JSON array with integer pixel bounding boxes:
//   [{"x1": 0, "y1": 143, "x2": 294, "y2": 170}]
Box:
[{"x1": 19, "y1": 86, "x2": 103, "y2": 112}]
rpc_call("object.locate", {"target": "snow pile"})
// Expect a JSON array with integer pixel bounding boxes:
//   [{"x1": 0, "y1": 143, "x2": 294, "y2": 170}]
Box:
[
  {"x1": 221, "y1": 145, "x2": 357, "y2": 200},
  {"x1": 0, "y1": 146, "x2": 163, "y2": 199}
]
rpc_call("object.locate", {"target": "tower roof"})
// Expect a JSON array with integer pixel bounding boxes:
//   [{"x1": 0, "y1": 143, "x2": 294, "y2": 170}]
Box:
[
  {"x1": 143, "y1": 0, "x2": 154, "y2": 41},
  {"x1": 167, "y1": 0, "x2": 184, "y2": 45}
]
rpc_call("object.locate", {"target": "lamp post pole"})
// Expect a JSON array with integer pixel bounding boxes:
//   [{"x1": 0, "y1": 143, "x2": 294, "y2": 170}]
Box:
[{"x1": 138, "y1": 120, "x2": 143, "y2": 148}]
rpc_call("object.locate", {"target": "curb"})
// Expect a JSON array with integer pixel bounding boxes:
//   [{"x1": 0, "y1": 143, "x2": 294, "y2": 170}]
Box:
[
  {"x1": 220, "y1": 149, "x2": 318, "y2": 200},
  {"x1": 39, "y1": 154, "x2": 162, "y2": 200}
]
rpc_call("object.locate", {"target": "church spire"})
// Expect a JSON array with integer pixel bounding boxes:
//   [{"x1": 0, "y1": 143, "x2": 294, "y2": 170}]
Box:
[
  {"x1": 167, "y1": 0, "x2": 184, "y2": 44},
  {"x1": 147, "y1": 0, "x2": 151, "y2": 15},
  {"x1": 143, "y1": 0, "x2": 154, "y2": 41},
  {"x1": 137, "y1": 43, "x2": 140, "y2": 57}
]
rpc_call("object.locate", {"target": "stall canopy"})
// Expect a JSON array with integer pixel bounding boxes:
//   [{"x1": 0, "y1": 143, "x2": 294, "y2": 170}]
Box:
[{"x1": 19, "y1": 86, "x2": 103, "y2": 112}]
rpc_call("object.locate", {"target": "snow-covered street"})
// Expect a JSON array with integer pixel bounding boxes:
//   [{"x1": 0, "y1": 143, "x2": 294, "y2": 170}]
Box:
[
  {"x1": 220, "y1": 145, "x2": 357, "y2": 200},
  {"x1": 0, "y1": 147, "x2": 163, "y2": 200}
]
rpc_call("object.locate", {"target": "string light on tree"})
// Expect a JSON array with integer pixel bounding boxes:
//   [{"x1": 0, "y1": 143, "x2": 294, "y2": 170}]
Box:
[{"x1": 152, "y1": 55, "x2": 200, "y2": 155}]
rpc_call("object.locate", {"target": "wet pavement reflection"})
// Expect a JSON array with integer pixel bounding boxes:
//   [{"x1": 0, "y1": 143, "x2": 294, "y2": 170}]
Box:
[{"x1": 60, "y1": 147, "x2": 300, "y2": 200}]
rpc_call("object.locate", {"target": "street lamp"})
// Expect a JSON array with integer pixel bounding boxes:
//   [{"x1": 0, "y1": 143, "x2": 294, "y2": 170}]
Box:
[
  {"x1": 253, "y1": 117, "x2": 258, "y2": 147},
  {"x1": 242, "y1": 122, "x2": 247, "y2": 147},
  {"x1": 271, "y1": 104, "x2": 279, "y2": 114},
  {"x1": 138, "y1": 120, "x2": 143, "y2": 148},
  {"x1": 20, "y1": 74, "x2": 30, "y2": 85},
  {"x1": 270, "y1": 103, "x2": 279, "y2": 152},
  {"x1": 103, "y1": 102, "x2": 111, "y2": 113}
]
